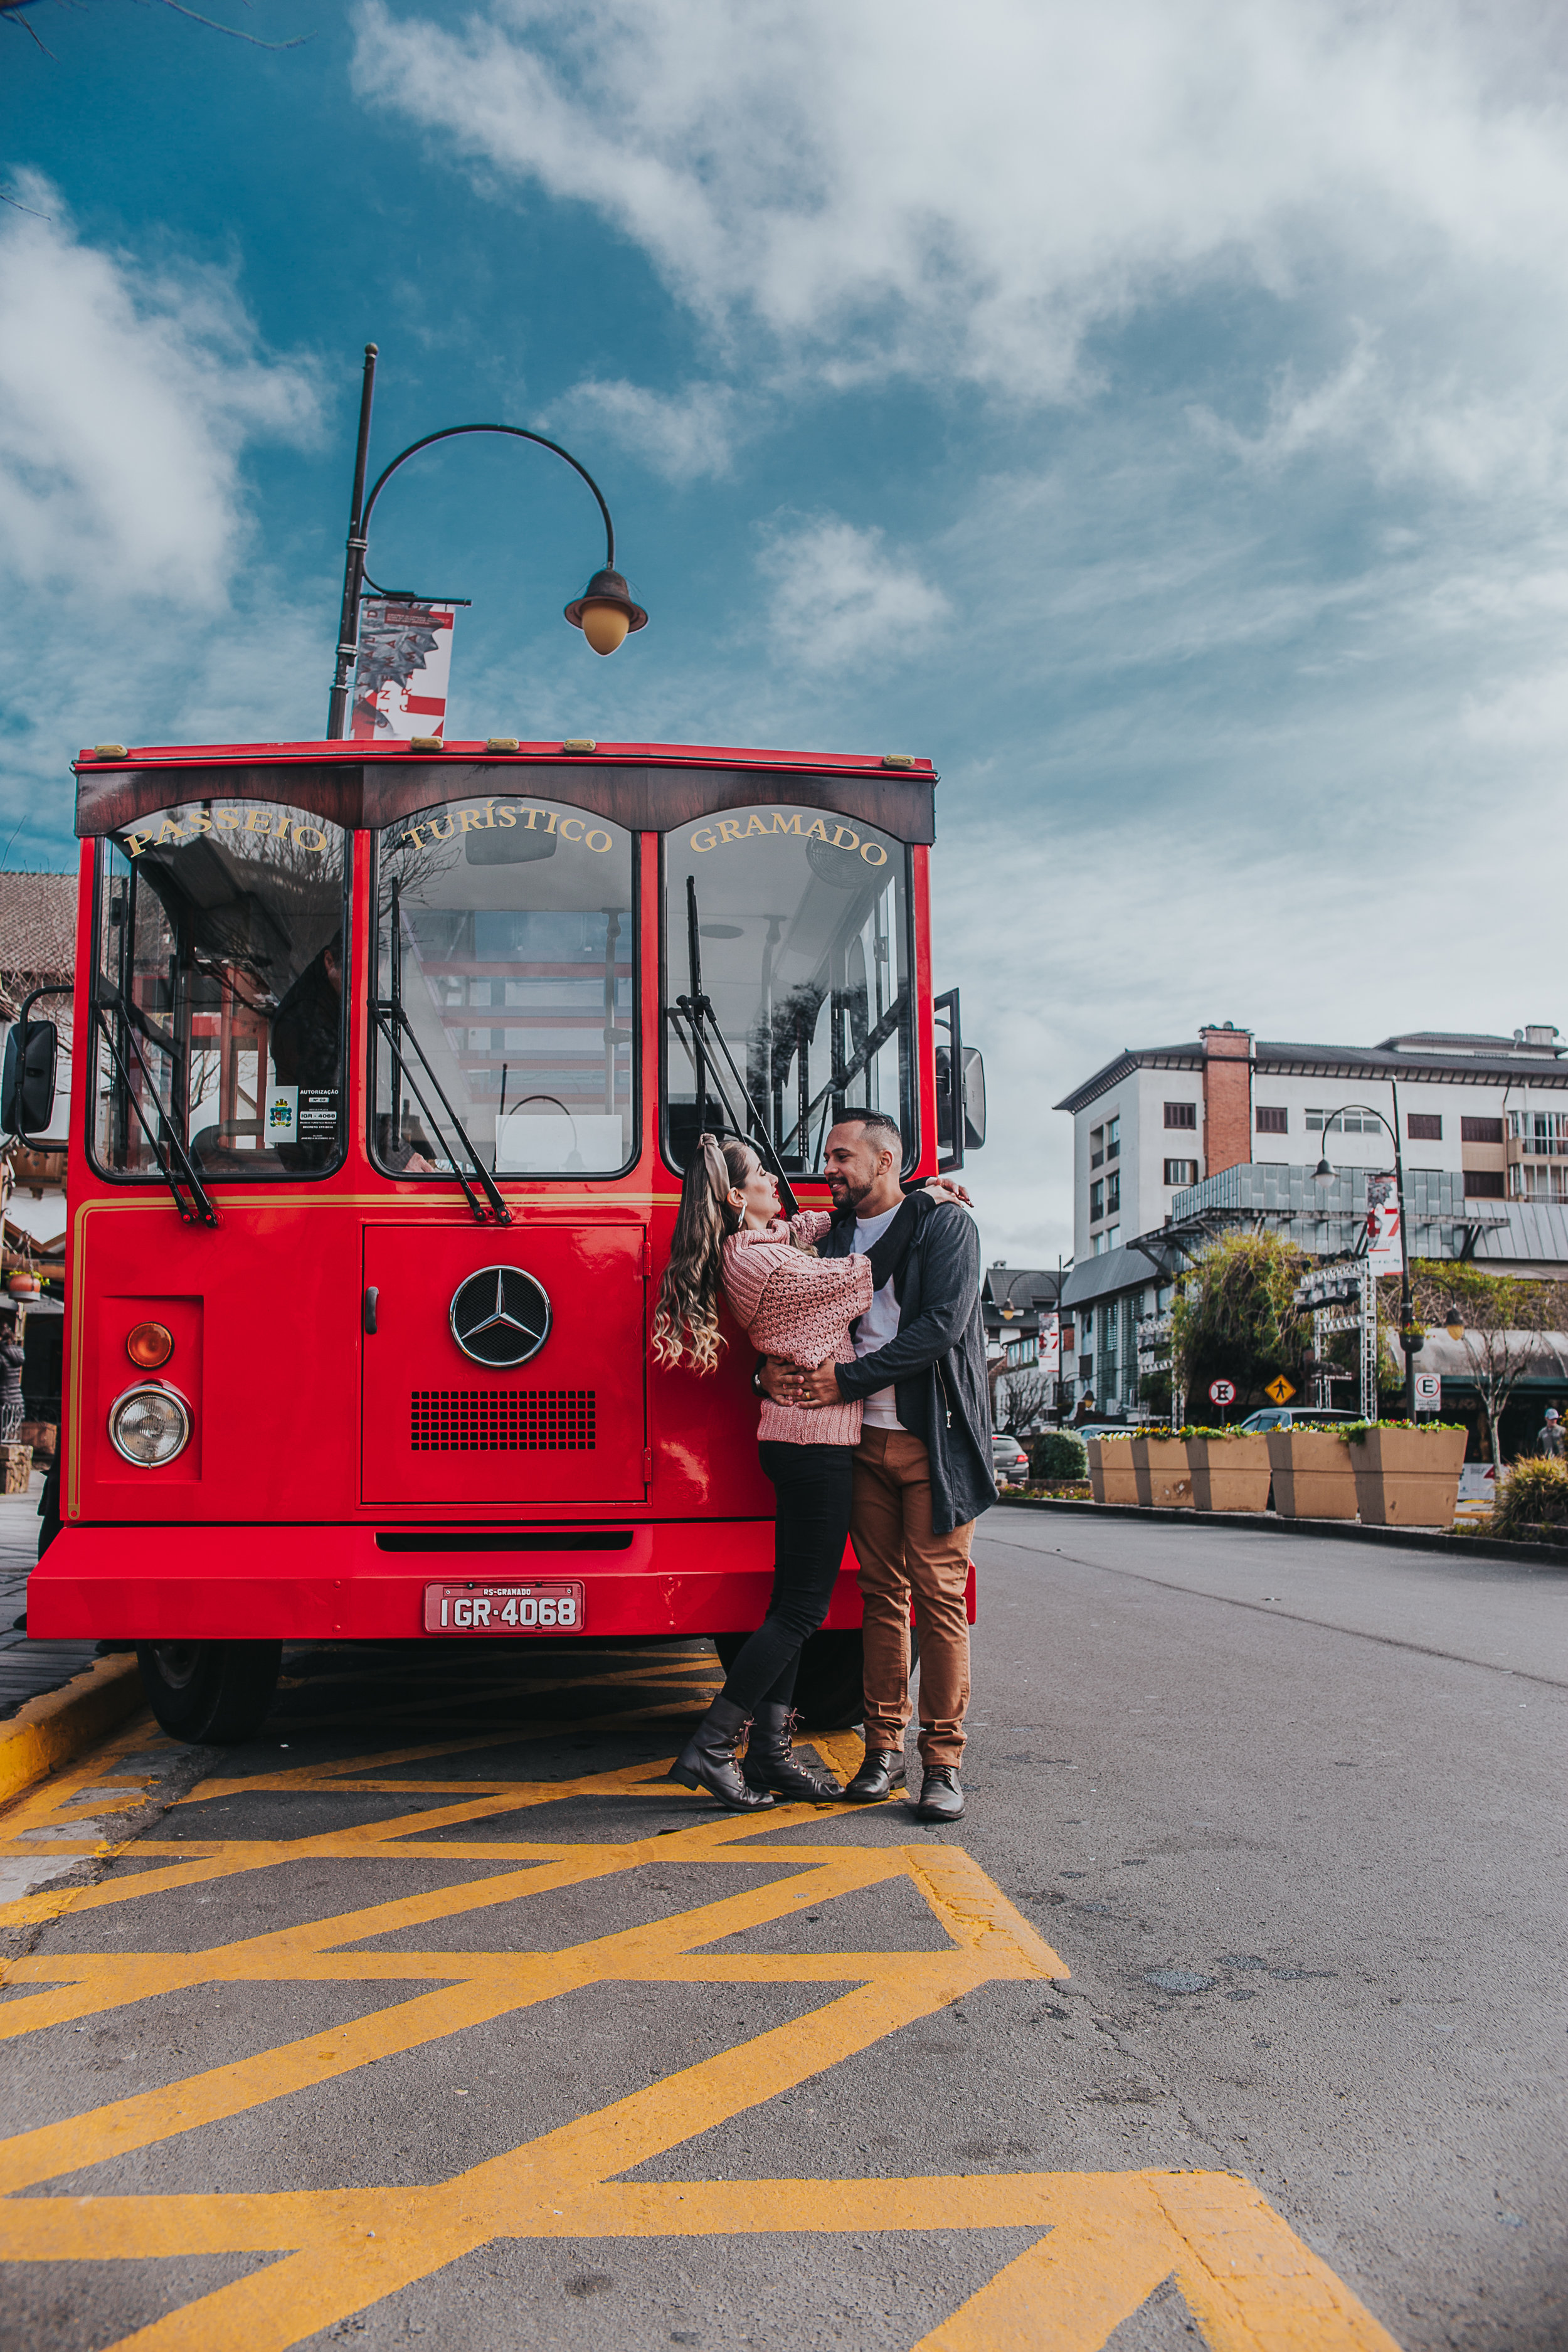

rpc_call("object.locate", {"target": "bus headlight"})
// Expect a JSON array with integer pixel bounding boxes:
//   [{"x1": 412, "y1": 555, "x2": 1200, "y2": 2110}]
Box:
[{"x1": 109, "y1": 1384, "x2": 191, "y2": 1467}]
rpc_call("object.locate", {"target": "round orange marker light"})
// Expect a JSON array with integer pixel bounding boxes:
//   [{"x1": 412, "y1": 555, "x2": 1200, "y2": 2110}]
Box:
[{"x1": 126, "y1": 1321, "x2": 174, "y2": 1370}]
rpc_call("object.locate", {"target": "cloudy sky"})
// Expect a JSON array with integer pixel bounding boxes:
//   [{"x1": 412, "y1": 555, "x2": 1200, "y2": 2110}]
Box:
[{"x1": 5, "y1": 0, "x2": 1568, "y2": 1264}]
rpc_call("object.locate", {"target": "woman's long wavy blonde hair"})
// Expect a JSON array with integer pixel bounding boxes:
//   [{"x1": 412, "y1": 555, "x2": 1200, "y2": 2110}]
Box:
[{"x1": 652, "y1": 1133, "x2": 756, "y2": 1374}]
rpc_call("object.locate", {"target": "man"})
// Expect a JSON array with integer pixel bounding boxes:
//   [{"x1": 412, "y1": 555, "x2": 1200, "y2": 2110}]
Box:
[
  {"x1": 763, "y1": 1113, "x2": 993, "y2": 1822},
  {"x1": 1537, "y1": 1407, "x2": 1565, "y2": 1459}
]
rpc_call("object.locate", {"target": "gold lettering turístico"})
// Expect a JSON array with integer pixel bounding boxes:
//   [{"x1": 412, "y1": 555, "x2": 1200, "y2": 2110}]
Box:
[
  {"x1": 688, "y1": 810, "x2": 888, "y2": 866},
  {"x1": 394, "y1": 801, "x2": 614, "y2": 854}
]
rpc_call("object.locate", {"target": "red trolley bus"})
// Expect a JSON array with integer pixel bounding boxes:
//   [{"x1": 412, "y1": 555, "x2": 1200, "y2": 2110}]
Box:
[{"x1": 18, "y1": 736, "x2": 984, "y2": 1741}]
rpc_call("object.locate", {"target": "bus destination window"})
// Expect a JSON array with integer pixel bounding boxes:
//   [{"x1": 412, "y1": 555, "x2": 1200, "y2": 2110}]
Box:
[
  {"x1": 372, "y1": 796, "x2": 635, "y2": 1180},
  {"x1": 663, "y1": 805, "x2": 913, "y2": 1175},
  {"x1": 92, "y1": 801, "x2": 350, "y2": 1184}
]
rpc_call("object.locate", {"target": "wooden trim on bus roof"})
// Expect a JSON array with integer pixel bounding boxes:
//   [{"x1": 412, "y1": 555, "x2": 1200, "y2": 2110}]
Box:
[{"x1": 73, "y1": 743, "x2": 938, "y2": 844}]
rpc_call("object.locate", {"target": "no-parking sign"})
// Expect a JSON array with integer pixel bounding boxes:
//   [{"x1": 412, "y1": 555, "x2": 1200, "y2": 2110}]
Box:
[{"x1": 1209, "y1": 1379, "x2": 1236, "y2": 1406}]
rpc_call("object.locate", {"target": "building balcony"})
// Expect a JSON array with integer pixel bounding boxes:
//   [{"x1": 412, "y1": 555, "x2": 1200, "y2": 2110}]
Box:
[{"x1": 1169, "y1": 1162, "x2": 1508, "y2": 1228}]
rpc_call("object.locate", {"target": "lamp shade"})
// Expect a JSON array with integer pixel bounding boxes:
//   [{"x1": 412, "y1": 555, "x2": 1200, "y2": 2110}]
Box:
[
  {"x1": 564, "y1": 567, "x2": 648, "y2": 656},
  {"x1": 1313, "y1": 1155, "x2": 1333, "y2": 1180}
]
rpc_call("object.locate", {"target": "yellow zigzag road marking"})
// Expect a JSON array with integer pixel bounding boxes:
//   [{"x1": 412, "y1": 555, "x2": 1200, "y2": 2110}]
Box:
[{"x1": 0, "y1": 1718, "x2": 1401, "y2": 2351}]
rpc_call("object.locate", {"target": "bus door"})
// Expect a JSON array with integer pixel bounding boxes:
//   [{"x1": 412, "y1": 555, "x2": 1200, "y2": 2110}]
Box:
[
  {"x1": 362, "y1": 792, "x2": 644, "y2": 1508},
  {"x1": 360, "y1": 1219, "x2": 647, "y2": 1507}
]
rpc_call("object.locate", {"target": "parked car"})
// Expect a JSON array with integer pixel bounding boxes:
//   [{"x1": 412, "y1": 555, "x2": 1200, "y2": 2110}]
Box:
[
  {"x1": 1235, "y1": 1406, "x2": 1362, "y2": 1434},
  {"x1": 991, "y1": 1433, "x2": 1029, "y2": 1485}
]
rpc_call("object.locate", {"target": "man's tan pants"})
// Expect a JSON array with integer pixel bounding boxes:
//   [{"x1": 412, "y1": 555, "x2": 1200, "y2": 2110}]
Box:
[{"x1": 851, "y1": 1426, "x2": 975, "y2": 1771}]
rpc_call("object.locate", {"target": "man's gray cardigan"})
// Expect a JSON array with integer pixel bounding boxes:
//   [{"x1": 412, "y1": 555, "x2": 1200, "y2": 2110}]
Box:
[{"x1": 820, "y1": 1195, "x2": 995, "y2": 1535}]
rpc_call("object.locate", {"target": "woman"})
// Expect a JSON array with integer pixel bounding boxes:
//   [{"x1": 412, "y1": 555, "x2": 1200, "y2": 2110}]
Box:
[{"x1": 652, "y1": 1134, "x2": 958, "y2": 1812}]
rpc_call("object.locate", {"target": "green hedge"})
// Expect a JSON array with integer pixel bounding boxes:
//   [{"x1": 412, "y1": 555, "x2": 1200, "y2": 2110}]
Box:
[{"x1": 1029, "y1": 1429, "x2": 1088, "y2": 1481}]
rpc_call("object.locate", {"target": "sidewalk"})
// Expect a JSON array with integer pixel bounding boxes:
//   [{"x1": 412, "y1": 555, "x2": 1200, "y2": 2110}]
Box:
[{"x1": 0, "y1": 1468, "x2": 98, "y2": 1722}]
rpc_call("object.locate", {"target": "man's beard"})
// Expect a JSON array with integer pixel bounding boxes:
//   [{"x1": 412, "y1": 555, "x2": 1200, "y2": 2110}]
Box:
[{"x1": 827, "y1": 1170, "x2": 873, "y2": 1211}]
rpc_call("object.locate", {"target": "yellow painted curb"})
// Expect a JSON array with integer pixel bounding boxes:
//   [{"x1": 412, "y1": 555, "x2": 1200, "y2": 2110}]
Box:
[{"x1": 0, "y1": 1653, "x2": 146, "y2": 1809}]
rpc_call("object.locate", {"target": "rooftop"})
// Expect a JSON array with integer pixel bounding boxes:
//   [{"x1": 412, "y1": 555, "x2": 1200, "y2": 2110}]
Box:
[
  {"x1": 0, "y1": 872, "x2": 78, "y2": 1011},
  {"x1": 1056, "y1": 1026, "x2": 1568, "y2": 1112}
]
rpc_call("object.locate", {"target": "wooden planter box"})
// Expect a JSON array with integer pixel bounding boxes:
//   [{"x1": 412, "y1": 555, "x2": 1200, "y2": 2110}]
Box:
[
  {"x1": 1131, "y1": 1435, "x2": 1194, "y2": 1508},
  {"x1": 1087, "y1": 1438, "x2": 1139, "y2": 1506},
  {"x1": 1266, "y1": 1428, "x2": 1358, "y2": 1519},
  {"x1": 1349, "y1": 1426, "x2": 1466, "y2": 1527},
  {"x1": 1188, "y1": 1434, "x2": 1271, "y2": 1513}
]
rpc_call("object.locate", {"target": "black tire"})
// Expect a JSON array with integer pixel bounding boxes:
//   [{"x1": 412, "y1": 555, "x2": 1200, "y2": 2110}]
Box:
[
  {"x1": 134, "y1": 1641, "x2": 282, "y2": 1744},
  {"x1": 789, "y1": 1629, "x2": 865, "y2": 1731},
  {"x1": 711, "y1": 1628, "x2": 865, "y2": 1730}
]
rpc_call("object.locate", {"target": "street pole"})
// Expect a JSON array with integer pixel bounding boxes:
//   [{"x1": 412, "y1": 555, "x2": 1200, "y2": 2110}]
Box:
[
  {"x1": 1390, "y1": 1080, "x2": 1418, "y2": 1423},
  {"x1": 327, "y1": 344, "x2": 379, "y2": 743}
]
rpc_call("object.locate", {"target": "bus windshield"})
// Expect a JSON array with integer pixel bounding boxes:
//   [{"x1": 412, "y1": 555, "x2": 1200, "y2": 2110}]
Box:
[
  {"x1": 664, "y1": 805, "x2": 913, "y2": 1173},
  {"x1": 372, "y1": 793, "x2": 635, "y2": 1179},
  {"x1": 92, "y1": 800, "x2": 349, "y2": 1182}
]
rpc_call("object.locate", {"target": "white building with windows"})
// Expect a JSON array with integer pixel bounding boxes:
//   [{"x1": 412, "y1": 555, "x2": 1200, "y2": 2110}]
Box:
[
  {"x1": 1052, "y1": 1022, "x2": 1568, "y2": 1419},
  {"x1": 1056, "y1": 1023, "x2": 1568, "y2": 1264}
]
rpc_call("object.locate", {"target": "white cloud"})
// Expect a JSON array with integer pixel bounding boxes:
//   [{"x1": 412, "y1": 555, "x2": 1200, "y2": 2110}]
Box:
[
  {"x1": 353, "y1": 0, "x2": 1568, "y2": 422},
  {"x1": 0, "y1": 176, "x2": 317, "y2": 606},
  {"x1": 0, "y1": 183, "x2": 329, "y2": 856},
  {"x1": 559, "y1": 376, "x2": 736, "y2": 481},
  {"x1": 758, "y1": 516, "x2": 948, "y2": 670}
]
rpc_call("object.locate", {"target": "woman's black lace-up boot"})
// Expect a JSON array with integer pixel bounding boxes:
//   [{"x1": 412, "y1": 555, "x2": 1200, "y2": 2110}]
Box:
[
  {"x1": 670, "y1": 1697, "x2": 776, "y2": 1811},
  {"x1": 741, "y1": 1703, "x2": 842, "y2": 1801}
]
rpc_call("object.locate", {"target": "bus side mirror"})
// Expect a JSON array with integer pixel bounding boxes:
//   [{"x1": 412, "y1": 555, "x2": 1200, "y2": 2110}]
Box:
[
  {"x1": 935, "y1": 987, "x2": 985, "y2": 1170},
  {"x1": 2, "y1": 1020, "x2": 58, "y2": 1138},
  {"x1": 961, "y1": 1047, "x2": 987, "y2": 1150}
]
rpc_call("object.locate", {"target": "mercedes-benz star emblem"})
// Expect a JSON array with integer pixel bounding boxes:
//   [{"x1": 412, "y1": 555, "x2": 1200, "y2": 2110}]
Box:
[{"x1": 448, "y1": 1266, "x2": 552, "y2": 1369}]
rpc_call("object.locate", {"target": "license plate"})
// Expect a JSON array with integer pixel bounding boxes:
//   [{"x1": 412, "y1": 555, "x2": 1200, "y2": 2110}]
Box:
[{"x1": 423, "y1": 1581, "x2": 585, "y2": 1635}]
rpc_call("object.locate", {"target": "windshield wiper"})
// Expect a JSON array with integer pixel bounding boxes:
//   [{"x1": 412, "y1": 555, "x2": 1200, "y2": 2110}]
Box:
[
  {"x1": 93, "y1": 987, "x2": 220, "y2": 1229},
  {"x1": 671, "y1": 876, "x2": 800, "y2": 1218},
  {"x1": 375, "y1": 882, "x2": 511, "y2": 1226},
  {"x1": 779, "y1": 987, "x2": 910, "y2": 1166}
]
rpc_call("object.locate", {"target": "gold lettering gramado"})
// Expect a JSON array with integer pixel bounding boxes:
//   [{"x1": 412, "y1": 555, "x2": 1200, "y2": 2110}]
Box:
[
  {"x1": 394, "y1": 803, "x2": 615, "y2": 854},
  {"x1": 120, "y1": 810, "x2": 329, "y2": 858},
  {"x1": 688, "y1": 810, "x2": 891, "y2": 867}
]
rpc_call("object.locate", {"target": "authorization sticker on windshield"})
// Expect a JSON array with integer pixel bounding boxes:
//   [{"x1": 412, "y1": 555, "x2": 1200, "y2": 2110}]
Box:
[
  {"x1": 423, "y1": 1581, "x2": 585, "y2": 1634},
  {"x1": 299, "y1": 1088, "x2": 338, "y2": 1136}
]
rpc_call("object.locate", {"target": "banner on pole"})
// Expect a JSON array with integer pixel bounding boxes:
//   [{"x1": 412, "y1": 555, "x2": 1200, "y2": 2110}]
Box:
[
  {"x1": 351, "y1": 599, "x2": 458, "y2": 741},
  {"x1": 1039, "y1": 1313, "x2": 1060, "y2": 1374},
  {"x1": 1365, "y1": 1172, "x2": 1403, "y2": 1276}
]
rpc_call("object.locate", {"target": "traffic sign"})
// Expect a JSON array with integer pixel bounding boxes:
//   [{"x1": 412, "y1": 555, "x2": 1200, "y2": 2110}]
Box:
[
  {"x1": 1414, "y1": 1372, "x2": 1441, "y2": 1409},
  {"x1": 1208, "y1": 1379, "x2": 1236, "y2": 1406},
  {"x1": 1264, "y1": 1375, "x2": 1296, "y2": 1404}
]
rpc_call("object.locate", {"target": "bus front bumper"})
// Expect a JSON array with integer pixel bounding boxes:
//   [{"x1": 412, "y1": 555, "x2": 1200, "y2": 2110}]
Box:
[{"x1": 27, "y1": 1521, "x2": 869, "y2": 1643}]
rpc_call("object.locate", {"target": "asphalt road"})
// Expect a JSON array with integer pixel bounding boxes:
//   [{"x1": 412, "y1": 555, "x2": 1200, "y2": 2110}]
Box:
[{"x1": 0, "y1": 1508, "x2": 1563, "y2": 2352}]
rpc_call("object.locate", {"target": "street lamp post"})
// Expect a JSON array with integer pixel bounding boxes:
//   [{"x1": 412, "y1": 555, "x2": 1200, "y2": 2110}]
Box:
[
  {"x1": 326, "y1": 344, "x2": 647, "y2": 741},
  {"x1": 1311, "y1": 1084, "x2": 1420, "y2": 1422}
]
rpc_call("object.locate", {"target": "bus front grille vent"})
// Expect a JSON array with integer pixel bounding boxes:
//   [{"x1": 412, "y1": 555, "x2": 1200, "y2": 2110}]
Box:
[{"x1": 410, "y1": 1390, "x2": 597, "y2": 1453}]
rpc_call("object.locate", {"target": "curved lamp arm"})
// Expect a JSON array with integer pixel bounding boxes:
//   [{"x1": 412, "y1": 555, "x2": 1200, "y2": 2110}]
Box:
[
  {"x1": 361, "y1": 423, "x2": 617, "y2": 569},
  {"x1": 326, "y1": 349, "x2": 645, "y2": 739}
]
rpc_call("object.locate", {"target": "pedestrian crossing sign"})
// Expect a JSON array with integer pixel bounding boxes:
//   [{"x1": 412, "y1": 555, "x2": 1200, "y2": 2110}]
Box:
[{"x1": 1264, "y1": 1375, "x2": 1296, "y2": 1404}]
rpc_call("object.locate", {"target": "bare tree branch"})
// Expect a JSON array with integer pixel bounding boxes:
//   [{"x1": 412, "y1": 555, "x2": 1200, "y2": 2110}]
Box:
[
  {"x1": 1, "y1": 0, "x2": 312, "y2": 53},
  {"x1": 1408, "y1": 1264, "x2": 1568, "y2": 1471}
]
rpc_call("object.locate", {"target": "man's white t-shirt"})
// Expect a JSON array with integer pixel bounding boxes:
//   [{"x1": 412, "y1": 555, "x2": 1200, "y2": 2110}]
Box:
[{"x1": 851, "y1": 1202, "x2": 904, "y2": 1430}]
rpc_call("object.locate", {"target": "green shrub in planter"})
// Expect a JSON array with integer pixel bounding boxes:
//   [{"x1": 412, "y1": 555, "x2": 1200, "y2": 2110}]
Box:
[
  {"x1": 1489, "y1": 1454, "x2": 1568, "y2": 1542},
  {"x1": 1029, "y1": 1430, "x2": 1088, "y2": 1483}
]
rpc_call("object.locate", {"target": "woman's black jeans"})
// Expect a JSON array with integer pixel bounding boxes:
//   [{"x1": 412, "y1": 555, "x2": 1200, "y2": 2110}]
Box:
[{"x1": 718, "y1": 1441, "x2": 856, "y2": 1715}]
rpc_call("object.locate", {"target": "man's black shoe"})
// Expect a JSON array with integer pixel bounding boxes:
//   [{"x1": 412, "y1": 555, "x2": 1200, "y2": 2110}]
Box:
[
  {"x1": 914, "y1": 1766, "x2": 964, "y2": 1823},
  {"x1": 842, "y1": 1748, "x2": 906, "y2": 1803}
]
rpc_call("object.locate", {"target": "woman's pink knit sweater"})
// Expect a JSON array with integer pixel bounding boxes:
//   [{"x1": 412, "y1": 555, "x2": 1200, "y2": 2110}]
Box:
[{"x1": 721, "y1": 1209, "x2": 873, "y2": 1446}]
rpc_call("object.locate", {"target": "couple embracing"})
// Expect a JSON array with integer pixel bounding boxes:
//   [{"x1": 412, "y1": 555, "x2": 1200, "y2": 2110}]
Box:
[{"x1": 654, "y1": 1112, "x2": 993, "y2": 1822}]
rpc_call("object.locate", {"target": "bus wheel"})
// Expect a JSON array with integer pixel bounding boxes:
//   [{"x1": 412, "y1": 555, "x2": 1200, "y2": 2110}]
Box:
[
  {"x1": 789, "y1": 1630, "x2": 864, "y2": 1732},
  {"x1": 134, "y1": 1642, "x2": 282, "y2": 1744}
]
